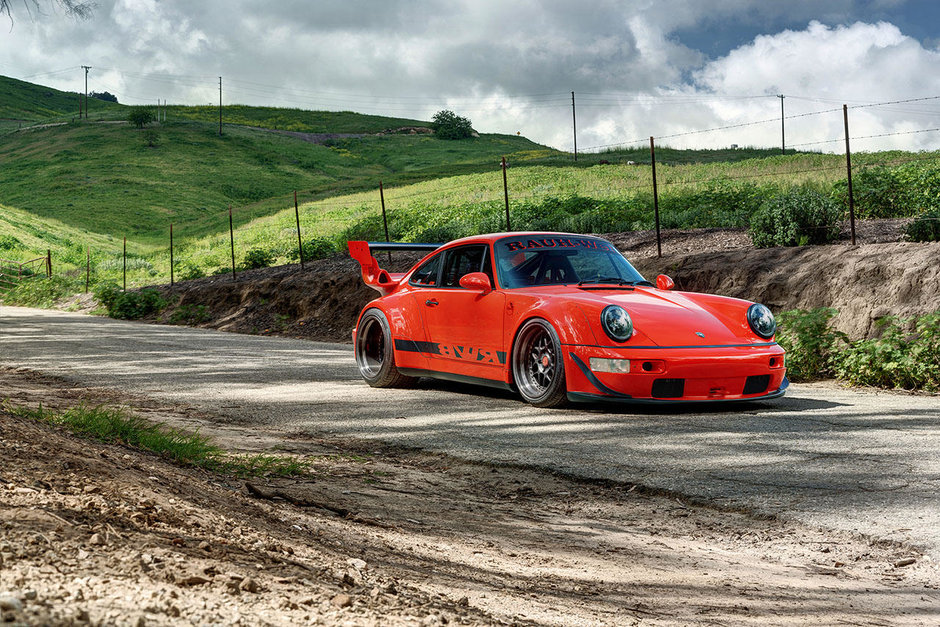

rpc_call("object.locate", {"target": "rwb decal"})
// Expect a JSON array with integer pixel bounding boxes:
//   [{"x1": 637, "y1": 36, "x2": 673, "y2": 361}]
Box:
[{"x1": 395, "y1": 339, "x2": 507, "y2": 365}]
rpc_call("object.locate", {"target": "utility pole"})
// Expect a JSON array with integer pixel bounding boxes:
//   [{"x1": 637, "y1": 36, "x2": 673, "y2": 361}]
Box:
[
  {"x1": 778, "y1": 94, "x2": 785, "y2": 154},
  {"x1": 571, "y1": 91, "x2": 578, "y2": 162},
  {"x1": 218, "y1": 77, "x2": 223, "y2": 136},
  {"x1": 81, "y1": 65, "x2": 91, "y2": 119}
]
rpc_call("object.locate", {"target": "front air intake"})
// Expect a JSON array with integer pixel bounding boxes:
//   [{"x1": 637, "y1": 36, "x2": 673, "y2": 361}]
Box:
[
  {"x1": 743, "y1": 375, "x2": 770, "y2": 395},
  {"x1": 651, "y1": 378, "x2": 685, "y2": 399}
]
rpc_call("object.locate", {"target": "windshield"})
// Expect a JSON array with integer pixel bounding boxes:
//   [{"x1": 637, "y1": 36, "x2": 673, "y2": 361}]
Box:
[{"x1": 494, "y1": 235, "x2": 648, "y2": 289}]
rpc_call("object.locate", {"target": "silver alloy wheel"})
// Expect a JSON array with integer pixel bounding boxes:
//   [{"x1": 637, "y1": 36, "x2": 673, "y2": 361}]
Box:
[
  {"x1": 356, "y1": 314, "x2": 387, "y2": 380},
  {"x1": 513, "y1": 319, "x2": 563, "y2": 404}
]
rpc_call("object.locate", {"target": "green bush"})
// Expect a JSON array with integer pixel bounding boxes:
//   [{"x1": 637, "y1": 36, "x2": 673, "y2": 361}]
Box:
[
  {"x1": 834, "y1": 314, "x2": 940, "y2": 391},
  {"x1": 241, "y1": 247, "x2": 275, "y2": 269},
  {"x1": 178, "y1": 262, "x2": 206, "y2": 281},
  {"x1": 750, "y1": 186, "x2": 843, "y2": 247},
  {"x1": 289, "y1": 237, "x2": 336, "y2": 262},
  {"x1": 775, "y1": 308, "x2": 847, "y2": 381},
  {"x1": 96, "y1": 286, "x2": 165, "y2": 320},
  {"x1": 833, "y1": 166, "x2": 906, "y2": 219},
  {"x1": 93, "y1": 282, "x2": 122, "y2": 311},
  {"x1": 169, "y1": 304, "x2": 211, "y2": 325},
  {"x1": 906, "y1": 209, "x2": 940, "y2": 242}
]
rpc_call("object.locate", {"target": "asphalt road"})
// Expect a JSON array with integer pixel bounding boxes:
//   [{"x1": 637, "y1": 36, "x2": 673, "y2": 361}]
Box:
[{"x1": 3, "y1": 306, "x2": 939, "y2": 557}]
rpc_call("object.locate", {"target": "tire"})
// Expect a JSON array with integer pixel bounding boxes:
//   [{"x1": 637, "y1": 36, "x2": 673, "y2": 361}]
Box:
[
  {"x1": 512, "y1": 318, "x2": 568, "y2": 408},
  {"x1": 354, "y1": 309, "x2": 417, "y2": 388}
]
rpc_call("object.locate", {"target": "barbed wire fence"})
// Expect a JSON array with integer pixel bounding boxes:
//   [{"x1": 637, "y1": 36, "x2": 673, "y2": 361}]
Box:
[{"x1": 5, "y1": 98, "x2": 940, "y2": 293}]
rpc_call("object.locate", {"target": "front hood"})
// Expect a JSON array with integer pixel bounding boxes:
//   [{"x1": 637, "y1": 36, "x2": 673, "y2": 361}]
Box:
[{"x1": 572, "y1": 287, "x2": 764, "y2": 346}]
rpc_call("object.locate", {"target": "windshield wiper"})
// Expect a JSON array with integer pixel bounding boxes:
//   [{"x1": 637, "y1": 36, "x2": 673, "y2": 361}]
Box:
[{"x1": 578, "y1": 277, "x2": 630, "y2": 286}]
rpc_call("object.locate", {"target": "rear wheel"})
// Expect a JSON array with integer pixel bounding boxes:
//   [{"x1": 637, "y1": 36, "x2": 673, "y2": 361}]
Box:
[
  {"x1": 512, "y1": 318, "x2": 568, "y2": 408},
  {"x1": 355, "y1": 309, "x2": 417, "y2": 388}
]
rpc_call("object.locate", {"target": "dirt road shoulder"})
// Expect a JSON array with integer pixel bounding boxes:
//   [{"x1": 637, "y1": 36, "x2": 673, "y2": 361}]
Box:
[{"x1": 2, "y1": 367, "x2": 939, "y2": 625}]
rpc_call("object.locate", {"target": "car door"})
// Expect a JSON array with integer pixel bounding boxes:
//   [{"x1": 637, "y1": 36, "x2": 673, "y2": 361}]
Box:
[{"x1": 415, "y1": 244, "x2": 507, "y2": 380}]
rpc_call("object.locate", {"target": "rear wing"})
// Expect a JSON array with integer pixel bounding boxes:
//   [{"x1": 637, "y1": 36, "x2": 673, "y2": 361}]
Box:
[{"x1": 348, "y1": 241, "x2": 441, "y2": 295}]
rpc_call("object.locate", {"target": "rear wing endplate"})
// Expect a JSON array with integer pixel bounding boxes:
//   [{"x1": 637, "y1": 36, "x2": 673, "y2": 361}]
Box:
[{"x1": 347, "y1": 241, "x2": 441, "y2": 295}]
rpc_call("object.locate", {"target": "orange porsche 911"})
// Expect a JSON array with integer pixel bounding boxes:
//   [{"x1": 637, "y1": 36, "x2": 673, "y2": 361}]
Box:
[{"x1": 349, "y1": 232, "x2": 787, "y2": 408}]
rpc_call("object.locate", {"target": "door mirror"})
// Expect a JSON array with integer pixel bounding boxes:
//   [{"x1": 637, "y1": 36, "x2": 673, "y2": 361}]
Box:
[
  {"x1": 656, "y1": 274, "x2": 675, "y2": 290},
  {"x1": 459, "y1": 272, "x2": 492, "y2": 292}
]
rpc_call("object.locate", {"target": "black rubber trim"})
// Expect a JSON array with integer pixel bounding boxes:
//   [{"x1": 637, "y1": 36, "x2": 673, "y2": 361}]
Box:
[
  {"x1": 568, "y1": 353, "x2": 633, "y2": 399},
  {"x1": 397, "y1": 368, "x2": 514, "y2": 391},
  {"x1": 567, "y1": 376, "x2": 790, "y2": 405}
]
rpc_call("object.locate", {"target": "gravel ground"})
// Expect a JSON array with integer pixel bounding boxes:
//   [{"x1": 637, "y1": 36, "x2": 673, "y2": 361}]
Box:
[{"x1": 2, "y1": 367, "x2": 939, "y2": 626}]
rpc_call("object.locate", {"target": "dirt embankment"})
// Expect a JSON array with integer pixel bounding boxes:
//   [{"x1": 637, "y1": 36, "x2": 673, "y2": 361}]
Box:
[
  {"x1": 2, "y1": 368, "x2": 938, "y2": 625},
  {"x1": 149, "y1": 224, "x2": 939, "y2": 343}
]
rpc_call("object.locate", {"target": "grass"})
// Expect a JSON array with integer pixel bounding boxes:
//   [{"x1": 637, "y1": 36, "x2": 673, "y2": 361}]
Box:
[{"x1": 3, "y1": 401, "x2": 312, "y2": 478}]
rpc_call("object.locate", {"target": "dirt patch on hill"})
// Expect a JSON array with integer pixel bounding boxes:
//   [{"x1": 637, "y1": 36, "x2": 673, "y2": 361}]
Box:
[{"x1": 146, "y1": 221, "x2": 937, "y2": 344}]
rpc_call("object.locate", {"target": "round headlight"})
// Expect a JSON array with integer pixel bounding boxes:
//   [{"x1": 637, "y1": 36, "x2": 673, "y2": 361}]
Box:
[
  {"x1": 601, "y1": 305, "x2": 633, "y2": 342},
  {"x1": 747, "y1": 303, "x2": 776, "y2": 339}
]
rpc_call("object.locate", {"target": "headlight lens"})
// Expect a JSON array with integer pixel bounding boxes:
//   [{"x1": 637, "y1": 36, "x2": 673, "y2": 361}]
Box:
[
  {"x1": 747, "y1": 303, "x2": 776, "y2": 339},
  {"x1": 601, "y1": 305, "x2": 633, "y2": 342}
]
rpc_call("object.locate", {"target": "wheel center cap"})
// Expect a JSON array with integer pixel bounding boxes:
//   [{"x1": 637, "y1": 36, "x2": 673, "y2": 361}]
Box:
[{"x1": 541, "y1": 354, "x2": 550, "y2": 368}]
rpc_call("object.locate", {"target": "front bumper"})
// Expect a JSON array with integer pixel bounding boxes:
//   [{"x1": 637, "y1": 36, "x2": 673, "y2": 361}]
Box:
[{"x1": 564, "y1": 343, "x2": 788, "y2": 403}]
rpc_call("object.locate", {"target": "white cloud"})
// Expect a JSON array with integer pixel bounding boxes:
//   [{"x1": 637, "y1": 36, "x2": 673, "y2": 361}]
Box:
[{"x1": 1, "y1": 2, "x2": 938, "y2": 152}]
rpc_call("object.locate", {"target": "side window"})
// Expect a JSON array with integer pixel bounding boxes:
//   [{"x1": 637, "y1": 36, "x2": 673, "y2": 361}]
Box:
[
  {"x1": 441, "y1": 245, "x2": 487, "y2": 288},
  {"x1": 409, "y1": 254, "x2": 442, "y2": 287}
]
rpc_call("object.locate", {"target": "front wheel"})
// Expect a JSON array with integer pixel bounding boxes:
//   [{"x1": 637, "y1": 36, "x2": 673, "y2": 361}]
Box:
[
  {"x1": 512, "y1": 318, "x2": 568, "y2": 408},
  {"x1": 355, "y1": 309, "x2": 417, "y2": 388}
]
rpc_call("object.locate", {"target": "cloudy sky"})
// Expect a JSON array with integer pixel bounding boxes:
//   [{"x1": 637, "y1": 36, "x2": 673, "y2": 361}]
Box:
[{"x1": 2, "y1": 0, "x2": 939, "y2": 153}]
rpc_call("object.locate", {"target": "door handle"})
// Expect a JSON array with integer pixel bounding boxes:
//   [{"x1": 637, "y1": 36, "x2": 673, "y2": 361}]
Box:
[{"x1": 425, "y1": 299, "x2": 439, "y2": 307}]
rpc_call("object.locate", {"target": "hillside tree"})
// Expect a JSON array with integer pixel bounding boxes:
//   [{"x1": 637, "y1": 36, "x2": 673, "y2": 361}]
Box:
[
  {"x1": 128, "y1": 107, "x2": 155, "y2": 129},
  {"x1": 431, "y1": 110, "x2": 474, "y2": 140}
]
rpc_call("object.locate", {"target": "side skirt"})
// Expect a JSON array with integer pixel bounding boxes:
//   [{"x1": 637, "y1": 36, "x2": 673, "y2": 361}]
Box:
[{"x1": 398, "y1": 368, "x2": 515, "y2": 392}]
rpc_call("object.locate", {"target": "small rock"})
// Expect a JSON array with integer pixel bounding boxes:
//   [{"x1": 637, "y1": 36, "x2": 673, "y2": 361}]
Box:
[
  {"x1": 75, "y1": 608, "x2": 90, "y2": 622},
  {"x1": 346, "y1": 558, "x2": 367, "y2": 571},
  {"x1": 83, "y1": 485, "x2": 100, "y2": 494},
  {"x1": 198, "y1": 541, "x2": 210, "y2": 551},
  {"x1": 89, "y1": 533, "x2": 105, "y2": 546},
  {"x1": 179, "y1": 575, "x2": 211, "y2": 587},
  {"x1": 23, "y1": 590, "x2": 37, "y2": 601},
  {"x1": 239, "y1": 578, "x2": 259, "y2": 593},
  {"x1": 895, "y1": 558, "x2": 917, "y2": 568},
  {"x1": 331, "y1": 593, "x2": 353, "y2": 608},
  {"x1": 0, "y1": 596, "x2": 23, "y2": 612}
]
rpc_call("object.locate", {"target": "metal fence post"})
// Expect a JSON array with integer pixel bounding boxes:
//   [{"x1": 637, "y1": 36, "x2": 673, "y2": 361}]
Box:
[
  {"x1": 502, "y1": 156, "x2": 511, "y2": 231},
  {"x1": 843, "y1": 104, "x2": 857, "y2": 246},
  {"x1": 294, "y1": 191, "x2": 305, "y2": 269},
  {"x1": 170, "y1": 224, "x2": 175, "y2": 286},
  {"x1": 123, "y1": 238, "x2": 126, "y2": 291},
  {"x1": 229, "y1": 206, "x2": 237, "y2": 281},
  {"x1": 650, "y1": 137, "x2": 662, "y2": 258}
]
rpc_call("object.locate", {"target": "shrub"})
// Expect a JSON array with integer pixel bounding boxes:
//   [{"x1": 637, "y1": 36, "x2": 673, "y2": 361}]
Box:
[
  {"x1": 95, "y1": 284, "x2": 165, "y2": 320},
  {"x1": 169, "y1": 304, "x2": 211, "y2": 325},
  {"x1": 289, "y1": 238, "x2": 336, "y2": 262},
  {"x1": 430, "y1": 110, "x2": 474, "y2": 140},
  {"x1": 750, "y1": 186, "x2": 843, "y2": 247},
  {"x1": 178, "y1": 263, "x2": 206, "y2": 281},
  {"x1": 0, "y1": 234, "x2": 21, "y2": 250},
  {"x1": 834, "y1": 314, "x2": 940, "y2": 391},
  {"x1": 775, "y1": 308, "x2": 847, "y2": 381},
  {"x1": 93, "y1": 282, "x2": 122, "y2": 311},
  {"x1": 242, "y1": 247, "x2": 275, "y2": 270},
  {"x1": 833, "y1": 166, "x2": 906, "y2": 219},
  {"x1": 905, "y1": 208, "x2": 940, "y2": 242}
]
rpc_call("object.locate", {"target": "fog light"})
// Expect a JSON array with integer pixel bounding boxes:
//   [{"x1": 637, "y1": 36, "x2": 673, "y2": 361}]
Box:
[{"x1": 589, "y1": 358, "x2": 630, "y2": 374}]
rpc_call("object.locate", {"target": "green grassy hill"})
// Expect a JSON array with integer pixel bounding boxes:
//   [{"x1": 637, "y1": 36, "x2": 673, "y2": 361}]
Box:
[{"x1": 3, "y1": 74, "x2": 938, "y2": 298}]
